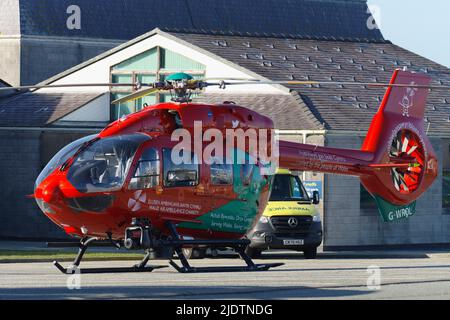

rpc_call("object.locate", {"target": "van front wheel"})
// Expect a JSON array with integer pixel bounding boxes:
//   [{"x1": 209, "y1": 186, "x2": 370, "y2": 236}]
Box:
[
  {"x1": 303, "y1": 247, "x2": 317, "y2": 259},
  {"x1": 182, "y1": 247, "x2": 206, "y2": 259}
]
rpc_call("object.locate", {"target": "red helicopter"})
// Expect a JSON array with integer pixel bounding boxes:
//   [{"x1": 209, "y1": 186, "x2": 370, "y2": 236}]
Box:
[{"x1": 1, "y1": 69, "x2": 444, "y2": 274}]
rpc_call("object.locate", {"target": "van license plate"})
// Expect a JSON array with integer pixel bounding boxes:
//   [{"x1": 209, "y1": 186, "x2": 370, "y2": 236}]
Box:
[{"x1": 283, "y1": 240, "x2": 304, "y2": 246}]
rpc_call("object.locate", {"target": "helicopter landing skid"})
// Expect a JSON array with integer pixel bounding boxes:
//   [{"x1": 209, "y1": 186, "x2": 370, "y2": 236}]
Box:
[
  {"x1": 52, "y1": 237, "x2": 167, "y2": 275},
  {"x1": 166, "y1": 221, "x2": 284, "y2": 273},
  {"x1": 169, "y1": 248, "x2": 284, "y2": 273}
]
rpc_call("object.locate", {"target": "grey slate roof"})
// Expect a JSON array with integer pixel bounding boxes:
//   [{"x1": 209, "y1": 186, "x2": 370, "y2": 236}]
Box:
[
  {"x1": 0, "y1": 79, "x2": 17, "y2": 99},
  {"x1": 0, "y1": 92, "x2": 102, "y2": 127},
  {"x1": 0, "y1": 80, "x2": 10, "y2": 88},
  {"x1": 172, "y1": 32, "x2": 450, "y2": 135},
  {"x1": 16, "y1": 0, "x2": 383, "y2": 42},
  {"x1": 1, "y1": 29, "x2": 448, "y2": 134},
  {"x1": 0, "y1": 79, "x2": 11, "y2": 87}
]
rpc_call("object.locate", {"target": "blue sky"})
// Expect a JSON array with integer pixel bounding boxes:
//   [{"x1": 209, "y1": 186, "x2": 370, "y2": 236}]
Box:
[{"x1": 367, "y1": 0, "x2": 450, "y2": 67}]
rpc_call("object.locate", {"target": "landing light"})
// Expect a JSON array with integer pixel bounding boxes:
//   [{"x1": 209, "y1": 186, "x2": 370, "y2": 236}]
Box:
[
  {"x1": 313, "y1": 213, "x2": 321, "y2": 222},
  {"x1": 62, "y1": 225, "x2": 78, "y2": 235},
  {"x1": 260, "y1": 216, "x2": 269, "y2": 223}
]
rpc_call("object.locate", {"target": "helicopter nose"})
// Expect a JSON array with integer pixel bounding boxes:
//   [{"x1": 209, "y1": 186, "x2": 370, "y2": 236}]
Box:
[{"x1": 34, "y1": 178, "x2": 60, "y2": 214}]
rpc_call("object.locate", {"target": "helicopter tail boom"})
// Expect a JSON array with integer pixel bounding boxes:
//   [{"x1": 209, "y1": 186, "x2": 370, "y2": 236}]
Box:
[{"x1": 278, "y1": 69, "x2": 438, "y2": 214}]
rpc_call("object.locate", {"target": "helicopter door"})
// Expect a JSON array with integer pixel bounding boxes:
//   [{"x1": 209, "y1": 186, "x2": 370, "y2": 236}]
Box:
[
  {"x1": 126, "y1": 146, "x2": 161, "y2": 214},
  {"x1": 157, "y1": 148, "x2": 208, "y2": 221},
  {"x1": 128, "y1": 147, "x2": 160, "y2": 191}
]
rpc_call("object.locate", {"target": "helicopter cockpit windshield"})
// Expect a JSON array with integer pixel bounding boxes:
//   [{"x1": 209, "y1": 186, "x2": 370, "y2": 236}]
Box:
[
  {"x1": 35, "y1": 134, "x2": 99, "y2": 191},
  {"x1": 67, "y1": 134, "x2": 149, "y2": 193}
]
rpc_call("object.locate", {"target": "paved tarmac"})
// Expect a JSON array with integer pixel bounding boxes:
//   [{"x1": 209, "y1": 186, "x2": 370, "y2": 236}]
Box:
[{"x1": 1, "y1": 251, "x2": 450, "y2": 300}]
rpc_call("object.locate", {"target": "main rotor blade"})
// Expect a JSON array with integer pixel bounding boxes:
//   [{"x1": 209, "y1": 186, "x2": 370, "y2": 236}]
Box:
[
  {"x1": 207, "y1": 80, "x2": 450, "y2": 90},
  {"x1": 111, "y1": 87, "x2": 160, "y2": 105},
  {"x1": 0, "y1": 83, "x2": 139, "y2": 92},
  {"x1": 3, "y1": 79, "x2": 448, "y2": 92},
  {"x1": 203, "y1": 77, "x2": 260, "y2": 81}
]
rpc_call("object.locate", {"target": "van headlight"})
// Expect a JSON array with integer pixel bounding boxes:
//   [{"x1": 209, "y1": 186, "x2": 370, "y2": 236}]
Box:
[
  {"x1": 259, "y1": 216, "x2": 269, "y2": 223},
  {"x1": 313, "y1": 213, "x2": 321, "y2": 222}
]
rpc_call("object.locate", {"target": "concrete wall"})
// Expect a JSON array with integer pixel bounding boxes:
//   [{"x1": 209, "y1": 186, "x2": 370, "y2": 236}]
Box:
[
  {"x1": 0, "y1": 0, "x2": 20, "y2": 36},
  {"x1": 323, "y1": 133, "x2": 450, "y2": 249},
  {"x1": 0, "y1": 0, "x2": 20, "y2": 86},
  {"x1": 0, "y1": 39, "x2": 21, "y2": 86}
]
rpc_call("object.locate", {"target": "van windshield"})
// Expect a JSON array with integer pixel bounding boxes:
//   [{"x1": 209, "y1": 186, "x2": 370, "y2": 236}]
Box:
[{"x1": 270, "y1": 174, "x2": 310, "y2": 202}]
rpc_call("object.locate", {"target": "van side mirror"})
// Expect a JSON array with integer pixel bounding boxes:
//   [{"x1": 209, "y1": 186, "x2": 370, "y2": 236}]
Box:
[{"x1": 312, "y1": 191, "x2": 320, "y2": 205}]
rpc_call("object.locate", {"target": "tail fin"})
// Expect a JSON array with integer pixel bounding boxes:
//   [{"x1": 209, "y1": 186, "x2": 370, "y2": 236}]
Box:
[
  {"x1": 362, "y1": 69, "x2": 431, "y2": 152},
  {"x1": 360, "y1": 69, "x2": 438, "y2": 222}
]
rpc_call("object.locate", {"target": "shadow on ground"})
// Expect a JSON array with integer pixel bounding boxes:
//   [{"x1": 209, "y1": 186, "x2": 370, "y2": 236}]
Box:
[
  {"x1": 0, "y1": 284, "x2": 373, "y2": 300},
  {"x1": 209, "y1": 251, "x2": 429, "y2": 260}
]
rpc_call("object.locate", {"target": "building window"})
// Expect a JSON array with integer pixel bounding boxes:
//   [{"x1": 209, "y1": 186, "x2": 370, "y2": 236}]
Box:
[
  {"x1": 163, "y1": 149, "x2": 199, "y2": 187},
  {"x1": 129, "y1": 148, "x2": 160, "y2": 190},
  {"x1": 110, "y1": 47, "x2": 206, "y2": 120}
]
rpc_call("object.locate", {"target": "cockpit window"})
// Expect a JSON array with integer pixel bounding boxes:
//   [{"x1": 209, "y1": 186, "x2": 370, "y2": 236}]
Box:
[
  {"x1": 129, "y1": 147, "x2": 160, "y2": 190},
  {"x1": 163, "y1": 148, "x2": 199, "y2": 187},
  {"x1": 67, "y1": 134, "x2": 149, "y2": 193},
  {"x1": 35, "y1": 134, "x2": 98, "y2": 190}
]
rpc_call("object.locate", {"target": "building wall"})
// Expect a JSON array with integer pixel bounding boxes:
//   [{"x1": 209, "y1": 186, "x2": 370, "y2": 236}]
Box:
[
  {"x1": 0, "y1": 130, "x2": 55, "y2": 239},
  {"x1": 0, "y1": 37, "x2": 122, "y2": 86},
  {"x1": 0, "y1": 0, "x2": 21, "y2": 86},
  {"x1": 20, "y1": 37, "x2": 123, "y2": 86},
  {"x1": 0, "y1": 129, "x2": 448, "y2": 244},
  {"x1": 323, "y1": 133, "x2": 450, "y2": 249},
  {"x1": 0, "y1": 129, "x2": 94, "y2": 240}
]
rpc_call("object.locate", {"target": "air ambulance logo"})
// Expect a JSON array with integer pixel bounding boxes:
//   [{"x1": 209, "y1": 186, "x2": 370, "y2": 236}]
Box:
[
  {"x1": 399, "y1": 82, "x2": 418, "y2": 117},
  {"x1": 128, "y1": 190, "x2": 147, "y2": 212}
]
